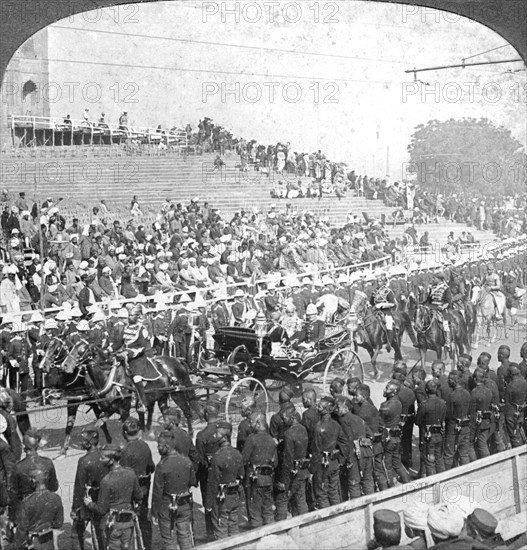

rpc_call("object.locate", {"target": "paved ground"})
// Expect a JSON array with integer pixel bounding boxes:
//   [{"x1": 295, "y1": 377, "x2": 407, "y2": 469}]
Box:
[{"x1": 25, "y1": 313, "x2": 526, "y2": 549}]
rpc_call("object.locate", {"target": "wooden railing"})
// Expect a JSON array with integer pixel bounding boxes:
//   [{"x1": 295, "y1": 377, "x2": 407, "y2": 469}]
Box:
[
  {"x1": 8, "y1": 114, "x2": 188, "y2": 149},
  {"x1": 197, "y1": 445, "x2": 526, "y2": 550}
]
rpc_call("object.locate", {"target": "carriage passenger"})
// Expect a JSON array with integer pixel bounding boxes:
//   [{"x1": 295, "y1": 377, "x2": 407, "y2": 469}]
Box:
[
  {"x1": 267, "y1": 310, "x2": 290, "y2": 357},
  {"x1": 281, "y1": 303, "x2": 302, "y2": 339},
  {"x1": 292, "y1": 304, "x2": 325, "y2": 351}
]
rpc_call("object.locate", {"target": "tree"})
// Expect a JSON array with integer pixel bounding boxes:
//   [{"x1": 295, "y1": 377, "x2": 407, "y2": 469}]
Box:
[{"x1": 407, "y1": 118, "x2": 526, "y2": 195}]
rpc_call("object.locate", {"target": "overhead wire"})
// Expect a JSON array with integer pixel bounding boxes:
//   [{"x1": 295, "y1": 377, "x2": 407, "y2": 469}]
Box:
[
  {"x1": 50, "y1": 25, "x2": 407, "y2": 65},
  {"x1": 43, "y1": 57, "x2": 397, "y2": 85}
]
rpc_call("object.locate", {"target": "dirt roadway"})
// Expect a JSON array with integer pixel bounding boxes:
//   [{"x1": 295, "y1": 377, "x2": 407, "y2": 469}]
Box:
[{"x1": 24, "y1": 315, "x2": 526, "y2": 549}]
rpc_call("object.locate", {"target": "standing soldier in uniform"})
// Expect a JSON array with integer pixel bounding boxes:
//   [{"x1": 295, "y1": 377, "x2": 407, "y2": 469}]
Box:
[
  {"x1": 456, "y1": 354, "x2": 473, "y2": 391},
  {"x1": 496, "y1": 345, "x2": 512, "y2": 401},
  {"x1": 301, "y1": 389, "x2": 319, "y2": 454},
  {"x1": 300, "y1": 388, "x2": 319, "y2": 511},
  {"x1": 503, "y1": 365, "x2": 527, "y2": 447},
  {"x1": 159, "y1": 408, "x2": 199, "y2": 474},
  {"x1": 205, "y1": 421, "x2": 244, "y2": 540},
  {"x1": 241, "y1": 412, "x2": 277, "y2": 528},
  {"x1": 334, "y1": 395, "x2": 374, "y2": 498},
  {"x1": 469, "y1": 368, "x2": 493, "y2": 460},
  {"x1": 236, "y1": 397, "x2": 256, "y2": 453},
  {"x1": 84, "y1": 444, "x2": 143, "y2": 550},
  {"x1": 431, "y1": 360, "x2": 451, "y2": 402},
  {"x1": 13, "y1": 467, "x2": 64, "y2": 550},
  {"x1": 120, "y1": 417, "x2": 155, "y2": 550},
  {"x1": 351, "y1": 384, "x2": 389, "y2": 491},
  {"x1": 0, "y1": 415, "x2": 14, "y2": 516},
  {"x1": 311, "y1": 396, "x2": 347, "y2": 508},
  {"x1": 415, "y1": 380, "x2": 446, "y2": 477},
  {"x1": 379, "y1": 381, "x2": 411, "y2": 486},
  {"x1": 71, "y1": 428, "x2": 109, "y2": 550},
  {"x1": 275, "y1": 402, "x2": 309, "y2": 520},
  {"x1": 481, "y1": 364, "x2": 506, "y2": 454},
  {"x1": 9, "y1": 429, "x2": 58, "y2": 523},
  {"x1": 195, "y1": 403, "x2": 220, "y2": 541},
  {"x1": 392, "y1": 365, "x2": 415, "y2": 472},
  {"x1": 443, "y1": 371, "x2": 471, "y2": 470},
  {"x1": 27, "y1": 312, "x2": 45, "y2": 400},
  {"x1": 6, "y1": 322, "x2": 30, "y2": 394},
  {"x1": 152, "y1": 431, "x2": 195, "y2": 550}
]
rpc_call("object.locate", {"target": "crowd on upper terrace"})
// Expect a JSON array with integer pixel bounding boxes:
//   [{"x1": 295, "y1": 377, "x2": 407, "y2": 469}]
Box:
[{"x1": 0, "y1": 190, "x2": 400, "y2": 314}]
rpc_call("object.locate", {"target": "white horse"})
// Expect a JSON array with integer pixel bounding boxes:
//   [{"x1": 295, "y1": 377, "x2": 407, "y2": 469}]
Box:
[{"x1": 471, "y1": 285, "x2": 508, "y2": 347}]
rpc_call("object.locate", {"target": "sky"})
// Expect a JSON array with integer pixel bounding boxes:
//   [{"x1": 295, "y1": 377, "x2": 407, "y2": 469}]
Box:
[{"x1": 19, "y1": 0, "x2": 527, "y2": 178}]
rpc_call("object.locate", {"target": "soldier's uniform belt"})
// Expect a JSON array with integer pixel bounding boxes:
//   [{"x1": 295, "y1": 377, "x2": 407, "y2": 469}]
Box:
[
  {"x1": 28, "y1": 528, "x2": 53, "y2": 549},
  {"x1": 481, "y1": 410, "x2": 492, "y2": 420},
  {"x1": 138, "y1": 474, "x2": 151, "y2": 487},
  {"x1": 108, "y1": 508, "x2": 136, "y2": 526},
  {"x1": 321, "y1": 449, "x2": 340, "y2": 467},
  {"x1": 387, "y1": 427, "x2": 401, "y2": 437},
  {"x1": 425, "y1": 424, "x2": 443, "y2": 434},
  {"x1": 165, "y1": 491, "x2": 192, "y2": 507},
  {"x1": 219, "y1": 480, "x2": 240, "y2": 494},
  {"x1": 251, "y1": 464, "x2": 274, "y2": 476},
  {"x1": 455, "y1": 417, "x2": 470, "y2": 427},
  {"x1": 293, "y1": 458, "x2": 311, "y2": 470}
]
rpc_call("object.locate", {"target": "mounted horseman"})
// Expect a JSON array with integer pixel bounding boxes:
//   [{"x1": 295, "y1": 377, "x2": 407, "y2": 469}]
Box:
[
  {"x1": 110, "y1": 304, "x2": 179, "y2": 413},
  {"x1": 369, "y1": 270, "x2": 397, "y2": 353},
  {"x1": 484, "y1": 264, "x2": 506, "y2": 321},
  {"x1": 427, "y1": 271, "x2": 453, "y2": 352}
]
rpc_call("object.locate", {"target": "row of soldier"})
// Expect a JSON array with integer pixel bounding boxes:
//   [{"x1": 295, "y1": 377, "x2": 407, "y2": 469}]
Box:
[{"x1": 0, "y1": 341, "x2": 526, "y2": 549}]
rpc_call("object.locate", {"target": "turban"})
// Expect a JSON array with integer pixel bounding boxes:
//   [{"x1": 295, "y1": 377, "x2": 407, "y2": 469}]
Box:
[
  {"x1": 427, "y1": 503, "x2": 464, "y2": 540},
  {"x1": 403, "y1": 504, "x2": 429, "y2": 531},
  {"x1": 403, "y1": 503, "x2": 434, "y2": 547},
  {"x1": 450, "y1": 496, "x2": 478, "y2": 518}
]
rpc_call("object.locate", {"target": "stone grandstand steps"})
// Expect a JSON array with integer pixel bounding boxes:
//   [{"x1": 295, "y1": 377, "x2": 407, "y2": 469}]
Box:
[
  {"x1": 0, "y1": 152, "x2": 403, "y2": 222},
  {"x1": 0, "y1": 149, "x2": 499, "y2": 246},
  {"x1": 389, "y1": 219, "x2": 497, "y2": 246}
]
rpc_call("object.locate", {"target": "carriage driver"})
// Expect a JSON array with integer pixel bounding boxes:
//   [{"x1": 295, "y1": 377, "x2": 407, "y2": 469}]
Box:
[
  {"x1": 427, "y1": 272, "x2": 453, "y2": 350},
  {"x1": 370, "y1": 270, "x2": 397, "y2": 352}
]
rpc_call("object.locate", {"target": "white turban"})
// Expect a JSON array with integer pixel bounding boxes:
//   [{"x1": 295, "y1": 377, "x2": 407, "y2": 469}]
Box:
[
  {"x1": 403, "y1": 503, "x2": 429, "y2": 531},
  {"x1": 427, "y1": 503, "x2": 464, "y2": 540}
]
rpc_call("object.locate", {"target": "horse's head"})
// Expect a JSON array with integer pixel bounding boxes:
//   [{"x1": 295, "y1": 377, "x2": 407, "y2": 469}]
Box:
[
  {"x1": 61, "y1": 340, "x2": 92, "y2": 372},
  {"x1": 414, "y1": 304, "x2": 431, "y2": 332},
  {"x1": 471, "y1": 285, "x2": 481, "y2": 305},
  {"x1": 40, "y1": 338, "x2": 64, "y2": 371}
]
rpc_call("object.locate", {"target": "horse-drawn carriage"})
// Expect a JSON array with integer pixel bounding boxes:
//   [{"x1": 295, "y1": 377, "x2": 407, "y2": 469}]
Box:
[{"x1": 194, "y1": 324, "x2": 364, "y2": 428}]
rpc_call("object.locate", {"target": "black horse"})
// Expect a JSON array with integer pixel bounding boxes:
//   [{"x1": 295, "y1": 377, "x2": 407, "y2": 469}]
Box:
[
  {"x1": 414, "y1": 304, "x2": 468, "y2": 367},
  {"x1": 47, "y1": 340, "x2": 201, "y2": 454},
  {"x1": 354, "y1": 308, "x2": 413, "y2": 378}
]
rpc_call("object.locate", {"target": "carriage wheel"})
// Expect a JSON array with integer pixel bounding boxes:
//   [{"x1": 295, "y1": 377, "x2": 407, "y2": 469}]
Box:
[
  {"x1": 225, "y1": 377, "x2": 269, "y2": 442},
  {"x1": 322, "y1": 347, "x2": 364, "y2": 395}
]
